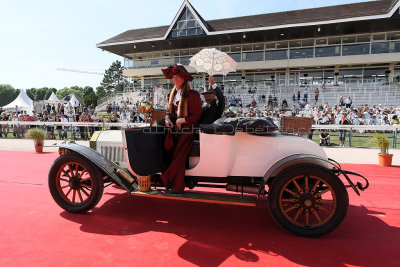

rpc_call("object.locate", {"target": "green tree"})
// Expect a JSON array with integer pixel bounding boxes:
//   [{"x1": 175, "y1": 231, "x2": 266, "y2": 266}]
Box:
[
  {"x1": 26, "y1": 88, "x2": 35, "y2": 100},
  {"x1": 100, "y1": 60, "x2": 128, "y2": 94},
  {"x1": 82, "y1": 86, "x2": 94, "y2": 97},
  {"x1": 84, "y1": 92, "x2": 97, "y2": 106},
  {"x1": 95, "y1": 86, "x2": 106, "y2": 99},
  {"x1": 25, "y1": 87, "x2": 57, "y2": 101},
  {"x1": 56, "y1": 87, "x2": 83, "y2": 100},
  {"x1": 0, "y1": 84, "x2": 20, "y2": 107}
]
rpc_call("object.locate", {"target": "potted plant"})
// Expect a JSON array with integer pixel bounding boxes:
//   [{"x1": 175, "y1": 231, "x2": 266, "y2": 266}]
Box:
[
  {"x1": 26, "y1": 128, "x2": 46, "y2": 153},
  {"x1": 372, "y1": 133, "x2": 393, "y2": 167}
]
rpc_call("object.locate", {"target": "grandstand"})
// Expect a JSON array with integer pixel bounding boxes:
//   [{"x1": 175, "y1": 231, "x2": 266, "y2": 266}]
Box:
[
  {"x1": 96, "y1": 0, "x2": 400, "y2": 111},
  {"x1": 96, "y1": 82, "x2": 400, "y2": 113}
]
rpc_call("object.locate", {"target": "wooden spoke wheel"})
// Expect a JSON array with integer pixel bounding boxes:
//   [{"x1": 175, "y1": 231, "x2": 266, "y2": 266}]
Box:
[
  {"x1": 268, "y1": 165, "x2": 348, "y2": 237},
  {"x1": 49, "y1": 153, "x2": 104, "y2": 213}
]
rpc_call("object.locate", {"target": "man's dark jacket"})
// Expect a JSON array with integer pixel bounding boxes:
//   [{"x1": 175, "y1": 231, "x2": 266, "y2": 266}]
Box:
[{"x1": 199, "y1": 86, "x2": 225, "y2": 124}]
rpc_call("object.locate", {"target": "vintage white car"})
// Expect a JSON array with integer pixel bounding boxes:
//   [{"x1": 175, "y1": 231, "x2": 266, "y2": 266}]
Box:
[{"x1": 48, "y1": 124, "x2": 368, "y2": 237}]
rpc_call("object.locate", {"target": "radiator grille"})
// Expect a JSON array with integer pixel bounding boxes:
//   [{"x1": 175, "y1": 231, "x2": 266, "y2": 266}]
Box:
[{"x1": 99, "y1": 145, "x2": 125, "y2": 163}]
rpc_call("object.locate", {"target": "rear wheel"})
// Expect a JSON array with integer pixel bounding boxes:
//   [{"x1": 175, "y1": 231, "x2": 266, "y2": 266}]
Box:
[
  {"x1": 48, "y1": 153, "x2": 104, "y2": 213},
  {"x1": 268, "y1": 165, "x2": 348, "y2": 237}
]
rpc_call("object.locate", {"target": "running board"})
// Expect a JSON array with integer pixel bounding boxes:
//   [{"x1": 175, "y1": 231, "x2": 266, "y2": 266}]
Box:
[{"x1": 131, "y1": 189, "x2": 258, "y2": 207}]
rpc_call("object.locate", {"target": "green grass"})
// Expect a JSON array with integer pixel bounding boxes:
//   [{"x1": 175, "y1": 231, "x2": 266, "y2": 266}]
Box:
[
  {"x1": 311, "y1": 130, "x2": 399, "y2": 148},
  {"x1": 0, "y1": 127, "x2": 92, "y2": 140}
]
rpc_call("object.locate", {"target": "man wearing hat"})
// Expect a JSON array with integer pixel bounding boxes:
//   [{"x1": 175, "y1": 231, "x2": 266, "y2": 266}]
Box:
[
  {"x1": 199, "y1": 75, "x2": 225, "y2": 124},
  {"x1": 161, "y1": 64, "x2": 202, "y2": 194}
]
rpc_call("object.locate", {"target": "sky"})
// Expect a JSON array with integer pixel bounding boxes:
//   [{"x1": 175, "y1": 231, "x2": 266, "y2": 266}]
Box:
[{"x1": 0, "y1": 0, "x2": 369, "y2": 91}]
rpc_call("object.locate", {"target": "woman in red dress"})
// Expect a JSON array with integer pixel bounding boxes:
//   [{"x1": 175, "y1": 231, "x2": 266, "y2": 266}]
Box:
[{"x1": 161, "y1": 64, "x2": 202, "y2": 194}]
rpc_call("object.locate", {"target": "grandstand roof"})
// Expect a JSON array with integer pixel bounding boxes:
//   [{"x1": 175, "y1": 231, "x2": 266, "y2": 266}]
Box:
[{"x1": 98, "y1": 0, "x2": 399, "y2": 48}]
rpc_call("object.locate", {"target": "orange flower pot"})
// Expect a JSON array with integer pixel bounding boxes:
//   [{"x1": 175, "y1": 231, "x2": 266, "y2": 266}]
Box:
[
  {"x1": 35, "y1": 145, "x2": 43, "y2": 153},
  {"x1": 378, "y1": 154, "x2": 393, "y2": 167}
]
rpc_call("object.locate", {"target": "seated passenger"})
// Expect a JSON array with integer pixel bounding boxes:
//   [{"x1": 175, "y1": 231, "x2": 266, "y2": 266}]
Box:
[
  {"x1": 198, "y1": 75, "x2": 225, "y2": 124},
  {"x1": 319, "y1": 129, "x2": 330, "y2": 146}
]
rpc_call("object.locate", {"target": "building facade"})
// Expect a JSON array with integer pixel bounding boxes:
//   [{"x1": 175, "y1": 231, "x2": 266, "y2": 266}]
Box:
[{"x1": 97, "y1": 0, "x2": 400, "y2": 90}]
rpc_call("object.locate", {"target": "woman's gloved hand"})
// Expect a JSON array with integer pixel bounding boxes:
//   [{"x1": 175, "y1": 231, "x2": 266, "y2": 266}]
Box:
[
  {"x1": 176, "y1": 118, "x2": 186, "y2": 130},
  {"x1": 165, "y1": 118, "x2": 174, "y2": 128}
]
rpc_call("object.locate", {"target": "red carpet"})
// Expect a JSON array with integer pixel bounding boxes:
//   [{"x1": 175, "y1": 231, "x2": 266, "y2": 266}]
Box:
[{"x1": 0, "y1": 151, "x2": 399, "y2": 266}]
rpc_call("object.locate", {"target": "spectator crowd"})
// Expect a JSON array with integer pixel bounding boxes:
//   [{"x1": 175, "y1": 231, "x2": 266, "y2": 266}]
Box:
[
  {"x1": 222, "y1": 89, "x2": 400, "y2": 127},
  {"x1": 1, "y1": 87, "x2": 399, "y2": 142},
  {"x1": 0, "y1": 98, "x2": 150, "y2": 140}
]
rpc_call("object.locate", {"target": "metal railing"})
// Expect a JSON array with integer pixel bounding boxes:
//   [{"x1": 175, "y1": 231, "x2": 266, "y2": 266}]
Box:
[
  {"x1": 1, "y1": 121, "x2": 398, "y2": 148},
  {"x1": 0, "y1": 121, "x2": 148, "y2": 140}
]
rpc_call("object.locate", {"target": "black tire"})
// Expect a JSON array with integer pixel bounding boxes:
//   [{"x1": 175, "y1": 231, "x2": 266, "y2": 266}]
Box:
[
  {"x1": 48, "y1": 153, "x2": 104, "y2": 213},
  {"x1": 268, "y1": 164, "x2": 349, "y2": 237}
]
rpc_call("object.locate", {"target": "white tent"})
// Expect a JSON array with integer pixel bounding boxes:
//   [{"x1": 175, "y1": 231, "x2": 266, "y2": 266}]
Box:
[
  {"x1": 3, "y1": 90, "x2": 34, "y2": 112},
  {"x1": 48, "y1": 92, "x2": 60, "y2": 102},
  {"x1": 69, "y1": 94, "x2": 80, "y2": 106}
]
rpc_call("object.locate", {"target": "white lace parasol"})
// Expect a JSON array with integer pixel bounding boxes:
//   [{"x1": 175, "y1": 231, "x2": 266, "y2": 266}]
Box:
[{"x1": 189, "y1": 48, "x2": 237, "y2": 76}]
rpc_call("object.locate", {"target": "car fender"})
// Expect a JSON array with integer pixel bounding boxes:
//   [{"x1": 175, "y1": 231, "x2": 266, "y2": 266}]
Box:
[
  {"x1": 263, "y1": 154, "x2": 330, "y2": 185},
  {"x1": 59, "y1": 143, "x2": 137, "y2": 192}
]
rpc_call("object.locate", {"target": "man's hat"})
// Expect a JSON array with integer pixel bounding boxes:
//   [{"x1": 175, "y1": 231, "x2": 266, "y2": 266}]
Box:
[
  {"x1": 161, "y1": 64, "x2": 193, "y2": 81},
  {"x1": 201, "y1": 85, "x2": 215, "y2": 95}
]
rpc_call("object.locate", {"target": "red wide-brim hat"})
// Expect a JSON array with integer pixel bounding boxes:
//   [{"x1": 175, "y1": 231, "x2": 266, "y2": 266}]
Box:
[{"x1": 162, "y1": 64, "x2": 193, "y2": 81}]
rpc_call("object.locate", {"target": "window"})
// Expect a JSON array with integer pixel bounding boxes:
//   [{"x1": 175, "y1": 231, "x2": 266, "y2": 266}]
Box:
[
  {"x1": 340, "y1": 69, "x2": 362, "y2": 77},
  {"x1": 357, "y1": 34, "x2": 370, "y2": 43},
  {"x1": 316, "y1": 38, "x2": 327, "y2": 46},
  {"x1": 265, "y1": 50, "x2": 287, "y2": 60},
  {"x1": 231, "y1": 46, "x2": 241, "y2": 52},
  {"x1": 372, "y1": 42, "x2": 389, "y2": 54},
  {"x1": 179, "y1": 56, "x2": 191, "y2": 65},
  {"x1": 224, "y1": 74, "x2": 242, "y2": 81},
  {"x1": 289, "y1": 48, "x2": 314, "y2": 59},
  {"x1": 315, "y1": 46, "x2": 341, "y2": 57},
  {"x1": 189, "y1": 48, "x2": 200, "y2": 55},
  {"x1": 134, "y1": 54, "x2": 145, "y2": 60},
  {"x1": 265, "y1": 42, "x2": 275, "y2": 49},
  {"x1": 253, "y1": 43, "x2": 264, "y2": 50},
  {"x1": 276, "y1": 41, "x2": 288, "y2": 48},
  {"x1": 343, "y1": 36, "x2": 356, "y2": 44},
  {"x1": 342, "y1": 44, "x2": 370, "y2": 56},
  {"x1": 149, "y1": 52, "x2": 160, "y2": 59},
  {"x1": 328, "y1": 37, "x2": 341, "y2": 45},
  {"x1": 221, "y1": 46, "x2": 230, "y2": 52},
  {"x1": 228, "y1": 53, "x2": 241, "y2": 62},
  {"x1": 289, "y1": 40, "x2": 302, "y2": 48},
  {"x1": 170, "y1": 8, "x2": 204, "y2": 38},
  {"x1": 323, "y1": 71, "x2": 334, "y2": 79},
  {"x1": 389, "y1": 41, "x2": 400, "y2": 53},
  {"x1": 124, "y1": 58, "x2": 134, "y2": 69},
  {"x1": 302, "y1": 39, "x2": 314, "y2": 47},
  {"x1": 169, "y1": 51, "x2": 179, "y2": 57},
  {"x1": 180, "y1": 50, "x2": 189, "y2": 56},
  {"x1": 373, "y1": 34, "x2": 386, "y2": 41},
  {"x1": 242, "y1": 51, "x2": 264, "y2": 62},
  {"x1": 364, "y1": 68, "x2": 386, "y2": 77},
  {"x1": 387, "y1": 32, "x2": 400, "y2": 40},
  {"x1": 159, "y1": 58, "x2": 174, "y2": 67},
  {"x1": 242, "y1": 44, "x2": 253, "y2": 51}
]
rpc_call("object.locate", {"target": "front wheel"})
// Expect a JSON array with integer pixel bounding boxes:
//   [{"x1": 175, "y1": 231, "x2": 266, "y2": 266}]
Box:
[
  {"x1": 268, "y1": 165, "x2": 349, "y2": 237},
  {"x1": 48, "y1": 153, "x2": 104, "y2": 213}
]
